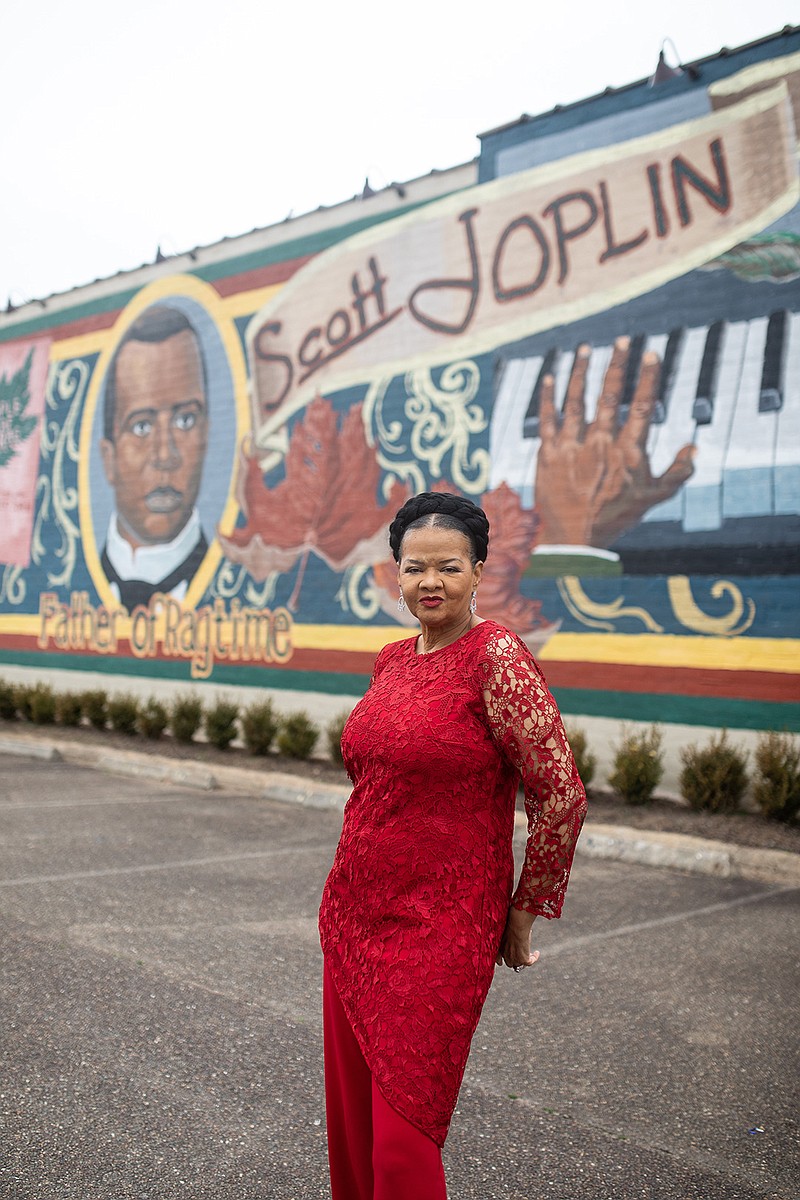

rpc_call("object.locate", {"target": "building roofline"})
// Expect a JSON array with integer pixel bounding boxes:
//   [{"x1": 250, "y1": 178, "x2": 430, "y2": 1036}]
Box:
[
  {"x1": 3, "y1": 158, "x2": 476, "y2": 316},
  {"x1": 478, "y1": 24, "x2": 800, "y2": 139}
]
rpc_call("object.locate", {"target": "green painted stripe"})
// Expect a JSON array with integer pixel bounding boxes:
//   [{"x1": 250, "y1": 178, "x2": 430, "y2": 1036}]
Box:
[
  {"x1": 525, "y1": 554, "x2": 622, "y2": 578},
  {"x1": 0, "y1": 290, "x2": 141, "y2": 343},
  {"x1": 0, "y1": 649, "x2": 370, "y2": 697},
  {"x1": 551, "y1": 687, "x2": 800, "y2": 732},
  {"x1": 0, "y1": 192, "x2": 460, "y2": 344}
]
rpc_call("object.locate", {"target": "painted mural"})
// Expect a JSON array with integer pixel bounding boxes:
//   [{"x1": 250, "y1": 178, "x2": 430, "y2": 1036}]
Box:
[{"x1": 1, "y1": 38, "x2": 799, "y2": 730}]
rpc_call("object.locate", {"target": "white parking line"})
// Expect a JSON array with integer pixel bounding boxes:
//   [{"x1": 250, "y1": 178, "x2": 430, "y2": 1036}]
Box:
[
  {"x1": 0, "y1": 845, "x2": 327, "y2": 887},
  {"x1": 542, "y1": 884, "x2": 798, "y2": 957},
  {"x1": 0, "y1": 795, "x2": 196, "y2": 810}
]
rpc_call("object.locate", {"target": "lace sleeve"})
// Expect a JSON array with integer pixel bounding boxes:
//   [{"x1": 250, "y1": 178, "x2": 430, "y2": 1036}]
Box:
[{"x1": 480, "y1": 628, "x2": 587, "y2": 918}]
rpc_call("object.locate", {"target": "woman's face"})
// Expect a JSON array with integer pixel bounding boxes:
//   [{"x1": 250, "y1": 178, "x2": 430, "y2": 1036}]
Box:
[{"x1": 398, "y1": 525, "x2": 483, "y2": 630}]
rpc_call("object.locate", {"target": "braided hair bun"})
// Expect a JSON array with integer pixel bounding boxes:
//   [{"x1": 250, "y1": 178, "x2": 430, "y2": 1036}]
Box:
[{"x1": 389, "y1": 492, "x2": 490, "y2": 564}]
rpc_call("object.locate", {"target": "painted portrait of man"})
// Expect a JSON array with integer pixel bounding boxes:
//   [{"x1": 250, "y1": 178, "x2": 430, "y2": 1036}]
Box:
[{"x1": 99, "y1": 305, "x2": 209, "y2": 607}]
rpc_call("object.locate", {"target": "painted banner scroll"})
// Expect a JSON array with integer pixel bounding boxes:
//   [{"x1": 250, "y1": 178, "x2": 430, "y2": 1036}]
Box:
[{"x1": 247, "y1": 80, "x2": 798, "y2": 460}]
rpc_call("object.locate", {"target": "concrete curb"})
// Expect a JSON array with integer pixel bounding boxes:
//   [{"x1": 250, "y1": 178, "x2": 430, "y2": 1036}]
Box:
[
  {"x1": 0, "y1": 734, "x2": 62, "y2": 763},
  {"x1": 0, "y1": 731, "x2": 352, "y2": 809},
  {"x1": 576, "y1": 821, "x2": 800, "y2": 887},
  {"x1": 2, "y1": 731, "x2": 797, "y2": 887}
]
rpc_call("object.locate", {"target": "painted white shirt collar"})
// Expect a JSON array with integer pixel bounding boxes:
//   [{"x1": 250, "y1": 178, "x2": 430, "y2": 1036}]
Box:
[{"x1": 105, "y1": 507, "x2": 203, "y2": 598}]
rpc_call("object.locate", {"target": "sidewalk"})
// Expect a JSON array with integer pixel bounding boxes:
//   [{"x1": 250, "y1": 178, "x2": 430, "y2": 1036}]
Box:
[{"x1": 2, "y1": 727, "x2": 798, "y2": 889}]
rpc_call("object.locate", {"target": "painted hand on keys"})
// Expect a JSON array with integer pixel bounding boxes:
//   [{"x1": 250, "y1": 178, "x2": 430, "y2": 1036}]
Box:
[{"x1": 534, "y1": 337, "x2": 696, "y2": 549}]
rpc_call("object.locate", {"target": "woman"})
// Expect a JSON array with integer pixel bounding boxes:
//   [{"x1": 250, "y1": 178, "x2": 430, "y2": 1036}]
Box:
[{"x1": 319, "y1": 491, "x2": 587, "y2": 1199}]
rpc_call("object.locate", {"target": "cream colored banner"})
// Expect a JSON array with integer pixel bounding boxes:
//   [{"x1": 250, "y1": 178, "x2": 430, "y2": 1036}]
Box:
[
  {"x1": 709, "y1": 49, "x2": 800, "y2": 144},
  {"x1": 247, "y1": 81, "x2": 799, "y2": 461}
]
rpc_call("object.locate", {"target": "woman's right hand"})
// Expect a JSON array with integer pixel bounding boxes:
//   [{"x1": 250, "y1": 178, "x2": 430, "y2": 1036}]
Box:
[{"x1": 496, "y1": 906, "x2": 540, "y2": 971}]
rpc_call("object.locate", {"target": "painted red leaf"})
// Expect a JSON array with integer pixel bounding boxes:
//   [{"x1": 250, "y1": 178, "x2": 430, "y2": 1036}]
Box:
[
  {"x1": 478, "y1": 483, "x2": 554, "y2": 638},
  {"x1": 218, "y1": 397, "x2": 407, "y2": 585},
  {"x1": 299, "y1": 401, "x2": 407, "y2": 571},
  {"x1": 217, "y1": 441, "x2": 306, "y2": 580}
]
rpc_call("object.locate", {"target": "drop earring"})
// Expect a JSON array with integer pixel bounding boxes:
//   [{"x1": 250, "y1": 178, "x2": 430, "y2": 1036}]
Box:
[
  {"x1": 398, "y1": 592, "x2": 406, "y2": 612},
  {"x1": 470, "y1": 591, "x2": 477, "y2": 615}
]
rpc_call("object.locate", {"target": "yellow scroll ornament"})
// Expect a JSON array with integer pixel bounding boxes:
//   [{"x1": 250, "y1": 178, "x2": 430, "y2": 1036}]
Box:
[
  {"x1": 666, "y1": 576, "x2": 755, "y2": 637},
  {"x1": 557, "y1": 576, "x2": 664, "y2": 633}
]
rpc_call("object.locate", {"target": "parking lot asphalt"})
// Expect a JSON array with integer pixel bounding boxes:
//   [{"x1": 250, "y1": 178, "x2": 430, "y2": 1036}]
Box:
[{"x1": 1, "y1": 754, "x2": 798, "y2": 1200}]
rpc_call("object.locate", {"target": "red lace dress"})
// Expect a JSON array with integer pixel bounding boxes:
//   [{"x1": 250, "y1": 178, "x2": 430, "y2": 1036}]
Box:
[{"x1": 318, "y1": 620, "x2": 587, "y2": 1147}]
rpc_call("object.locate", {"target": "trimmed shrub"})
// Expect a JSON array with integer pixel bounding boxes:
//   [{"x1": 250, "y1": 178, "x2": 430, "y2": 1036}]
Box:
[
  {"x1": 753, "y1": 731, "x2": 800, "y2": 823},
  {"x1": 170, "y1": 694, "x2": 203, "y2": 744},
  {"x1": 326, "y1": 710, "x2": 351, "y2": 766},
  {"x1": 609, "y1": 725, "x2": 663, "y2": 806},
  {"x1": 108, "y1": 693, "x2": 140, "y2": 735},
  {"x1": 680, "y1": 730, "x2": 749, "y2": 814},
  {"x1": 0, "y1": 677, "x2": 18, "y2": 719},
  {"x1": 14, "y1": 684, "x2": 35, "y2": 721},
  {"x1": 564, "y1": 723, "x2": 596, "y2": 789},
  {"x1": 277, "y1": 711, "x2": 319, "y2": 760},
  {"x1": 241, "y1": 700, "x2": 279, "y2": 756},
  {"x1": 55, "y1": 691, "x2": 83, "y2": 727},
  {"x1": 204, "y1": 698, "x2": 239, "y2": 750},
  {"x1": 29, "y1": 684, "x2": 56, "y2": 725},
  {"x1": 82, "y1": 689, "x2": 108, "y2": 730},
  {"x1": 137, "y1": 697, "x2": 169, "y2": 740}
]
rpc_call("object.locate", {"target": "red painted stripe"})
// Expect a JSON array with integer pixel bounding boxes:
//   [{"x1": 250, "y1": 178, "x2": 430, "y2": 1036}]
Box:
[
  {"x1": 46, "y1": 310, "x2": 120, "y2": 342},
  {"x1": 281, "y1": 648, "x2": 377, "y2": 675},
  {"x1": 539, "y1": 660, "x2": 800, "y2": 703},
  {"x1": 210, "y1": 255, "x2": 312, "y2": 298},
  {"x1": 4, "y1": 632, "x2": 799, "y2": 702},
  {"x1": 2, "y1": 633, "x2": 377, "y2": 678},
  {"x1": 29, "y1": 256, "x2": 309, "y2": 346}
]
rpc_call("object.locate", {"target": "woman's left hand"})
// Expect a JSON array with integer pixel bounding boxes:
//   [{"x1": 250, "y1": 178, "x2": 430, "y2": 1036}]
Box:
[{"x1": 496, "y1": 906, "x2": 540, "y2": 972}]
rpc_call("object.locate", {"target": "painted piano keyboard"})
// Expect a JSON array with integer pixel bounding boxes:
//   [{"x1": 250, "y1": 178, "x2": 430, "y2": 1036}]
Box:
[{"x1": 489, "y1": 309, "x2": 800, "y2": 534}]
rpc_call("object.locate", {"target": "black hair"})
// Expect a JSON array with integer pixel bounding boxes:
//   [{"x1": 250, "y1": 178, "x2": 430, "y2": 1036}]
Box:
[
  {"x1": 102, "y1": 305, "x2": 206, "y2": 442},
  {"x1": 389, "y1": 492, "x2": 489, "y2": 565}
]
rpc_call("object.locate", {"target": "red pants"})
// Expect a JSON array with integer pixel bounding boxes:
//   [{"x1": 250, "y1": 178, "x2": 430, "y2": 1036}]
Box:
[{"x1": 323, "y1": 961, "x2": 448, "y2": 1200}]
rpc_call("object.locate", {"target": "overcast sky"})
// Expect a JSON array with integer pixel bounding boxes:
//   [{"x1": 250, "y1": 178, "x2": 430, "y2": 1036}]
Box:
[{"x1": 1, "y1": 0, "x2": 796, "y2": 304}]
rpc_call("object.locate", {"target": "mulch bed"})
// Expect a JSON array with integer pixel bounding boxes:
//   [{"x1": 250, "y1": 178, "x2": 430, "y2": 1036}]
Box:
[
  {"x1": 3, "y1": 720, "x2": 799, "y2": 856},
  {"x1": 583, "y1": 792, "x2": 799, "y2": 855}
]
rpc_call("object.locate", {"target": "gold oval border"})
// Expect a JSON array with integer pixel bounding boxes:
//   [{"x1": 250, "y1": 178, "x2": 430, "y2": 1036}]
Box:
[{"x1": 78, "y1": 273, "x2": 249, "y2": 612}]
